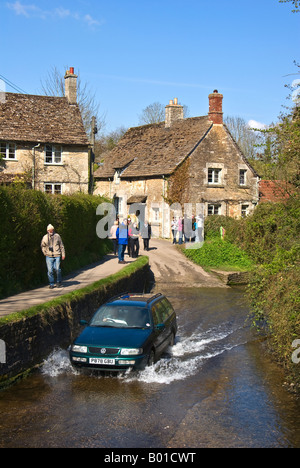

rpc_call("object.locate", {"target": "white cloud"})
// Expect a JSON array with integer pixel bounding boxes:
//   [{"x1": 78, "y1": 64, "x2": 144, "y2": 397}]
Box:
[
  {"x1": 247, "y1": 120, "x2": 267, "y2": 130},
  {"x1": 6, "y1": 1, "x2": 101, "y2": 28},
  {"x1": 7, "y1": 0, "x2": 38, "y2": 17},
  {"x1": 84, "y1": 14, "x2": 101, "y2": 27}
]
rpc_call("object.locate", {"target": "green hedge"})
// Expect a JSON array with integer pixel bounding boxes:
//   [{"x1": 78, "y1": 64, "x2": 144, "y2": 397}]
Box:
[
  {"x1": 0, "y1": 186, "x2": 112, "y2": 299},
  {"x1": 187, "y1": 202, "x2": 300, "y2": 388}
]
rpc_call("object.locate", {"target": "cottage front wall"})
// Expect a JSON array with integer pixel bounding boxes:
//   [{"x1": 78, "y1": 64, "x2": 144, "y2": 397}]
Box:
[
  {"x1": 188, "y1": 125, "x2": 259, "y2": 217},
  {"x1": 94, "y1": 177, "x2": 169, "y2": 237},
  {"x1": 2, "y1": 144, "x2": 89, "y2": 193}
]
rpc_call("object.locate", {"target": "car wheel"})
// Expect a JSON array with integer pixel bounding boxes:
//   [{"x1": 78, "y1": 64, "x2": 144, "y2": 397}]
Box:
[{"x1": 148, "y1": 350, "x2": 155, "y2": 367}]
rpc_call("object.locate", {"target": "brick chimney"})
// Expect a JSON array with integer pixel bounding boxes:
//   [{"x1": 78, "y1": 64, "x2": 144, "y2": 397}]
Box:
[
  {"x1": 165, "y1": 98, "x2": 184, "y2": 128},
  {"x1": 64, "y1": 67, "x2": 77, "y2": 105},
  {"x1": 208, "y1": 90, "x2": 223, "y2": 125}
]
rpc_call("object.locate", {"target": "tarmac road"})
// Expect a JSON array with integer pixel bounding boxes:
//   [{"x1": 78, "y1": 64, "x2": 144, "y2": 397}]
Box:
[{"x1": 0, "y1": 238, "x2": 225, "y2": 317}]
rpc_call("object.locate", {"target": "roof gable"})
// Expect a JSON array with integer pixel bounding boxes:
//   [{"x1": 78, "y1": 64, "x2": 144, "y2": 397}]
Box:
[
  {"x1": 95, "y1": 116, "x2": 212, "y2": 178},
  {"x1": 0, "y1": 93, "x2": 89, "y2": 146}
]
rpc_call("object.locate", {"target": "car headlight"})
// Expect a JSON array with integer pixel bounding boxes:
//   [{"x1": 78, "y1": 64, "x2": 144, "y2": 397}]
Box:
[
  {"x1": 72, "y1": 345, "x2": 88, "y2": 353},
  {"x1": 120, "y1": 348, "x2": 143, "y2": 356}
]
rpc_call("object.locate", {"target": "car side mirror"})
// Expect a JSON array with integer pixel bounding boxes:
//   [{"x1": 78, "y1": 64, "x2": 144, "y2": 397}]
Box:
[
  {"x1": 156, "y1": 323, "x2": 165, "y2": 330},
  {"x1": 80, "y1": 319, "x2": 88, "y2": 326}
]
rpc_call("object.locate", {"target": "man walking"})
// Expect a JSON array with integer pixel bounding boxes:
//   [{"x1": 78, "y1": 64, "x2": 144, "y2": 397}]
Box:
[{"x1": 41, "y1": 224, "x2": 65, "y2": 289}]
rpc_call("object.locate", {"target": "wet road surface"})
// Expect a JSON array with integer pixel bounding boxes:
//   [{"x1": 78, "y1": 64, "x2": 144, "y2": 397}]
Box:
[{"x1": 0, "y1": 286, "x2": 299, "y2": 448}]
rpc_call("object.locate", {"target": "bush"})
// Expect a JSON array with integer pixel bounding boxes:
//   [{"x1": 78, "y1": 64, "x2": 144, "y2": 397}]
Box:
[
  {"x1": 204, "y1": 215, "x2": 238, "y2": 240},
  {"x1": 183, "y1": 238, "x2": 254, "y2": 271}
]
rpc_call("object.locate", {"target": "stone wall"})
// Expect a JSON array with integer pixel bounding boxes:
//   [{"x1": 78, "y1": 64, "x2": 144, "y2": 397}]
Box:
[
  {"x1": 3, "y1": 143, "x2": 89, "y2": 193},
  {"x1": 0, "y1": 260, "x2": 149, "y2": 387}
]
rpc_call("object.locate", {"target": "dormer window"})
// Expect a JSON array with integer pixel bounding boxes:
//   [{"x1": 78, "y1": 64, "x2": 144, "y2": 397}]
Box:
[
  {"x1": 45, "y1": 145, "x2": 62, "y2": 164},
  {"x1": 0, "y1": 142, "x2": 16, "y2": 160}
]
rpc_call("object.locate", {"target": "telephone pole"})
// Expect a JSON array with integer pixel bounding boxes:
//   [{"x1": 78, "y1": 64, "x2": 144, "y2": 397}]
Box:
[{"x1": 89, "y1": 116, "x2": 98, "y2": 194}]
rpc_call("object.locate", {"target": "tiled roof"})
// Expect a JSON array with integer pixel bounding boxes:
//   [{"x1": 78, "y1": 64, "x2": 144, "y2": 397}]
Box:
[
  {"x1": 0, "y1": 93, "x2": 89, "y2": 146},
  {"x1": 259, "y1": 180, "x2": 290, "y2": 202},
  {"x1": 94, "y1": 116, "x2": 212, "y2": 178}
]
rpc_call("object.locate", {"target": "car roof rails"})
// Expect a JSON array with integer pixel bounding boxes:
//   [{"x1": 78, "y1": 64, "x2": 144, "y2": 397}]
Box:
[
  {"x1": 146, "y1": 293, "x2": 162, "y2": 303},
  {"x1": 107, "y1": 292, "x2": 163, "y2": 304},
  {"x1": 107, "y1": 292, "x2": 130, "y2": 303}
]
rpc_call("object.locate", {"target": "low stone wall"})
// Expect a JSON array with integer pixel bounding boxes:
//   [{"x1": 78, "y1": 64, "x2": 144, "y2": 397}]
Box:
[
  {"x1": 210, "y1": 269, "x2": 251, "y2": 285},
  {"x1": 0, "y1": 260, "x2": 149, "y2": 387}
]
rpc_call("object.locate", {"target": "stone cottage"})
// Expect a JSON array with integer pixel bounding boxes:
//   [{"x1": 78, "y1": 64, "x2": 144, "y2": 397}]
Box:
[
  {"x1": 94, "y1": 91, "x2": 260, "y2": 238},
  {"x1": 0, "y1": 68, "x2": 90, "y2": 194}
]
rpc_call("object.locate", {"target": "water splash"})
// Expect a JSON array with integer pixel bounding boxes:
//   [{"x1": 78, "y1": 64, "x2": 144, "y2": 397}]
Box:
[
  {"x1": 41, "y1": 323, "x2": 242, "y2": 383},
  {"x1": 41, "y1": 347, "x2": 77, "y2": 377}
]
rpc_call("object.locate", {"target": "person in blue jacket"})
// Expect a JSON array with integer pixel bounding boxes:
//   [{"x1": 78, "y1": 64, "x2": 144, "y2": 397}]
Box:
[{"x1": 116, "y1": 218, "x2": 128, "y2": 264}]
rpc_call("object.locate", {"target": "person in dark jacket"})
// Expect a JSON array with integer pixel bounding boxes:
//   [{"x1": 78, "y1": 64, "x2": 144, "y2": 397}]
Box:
[
  {"x1": 41, "y1": 224, "x2": 65, "y2": 289},
  {"x1": 141, "y1": 221, "x2": 152, "y2": 251}
]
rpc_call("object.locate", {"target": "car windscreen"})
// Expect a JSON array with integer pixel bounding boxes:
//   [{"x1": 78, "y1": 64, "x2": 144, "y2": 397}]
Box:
[{"x1": 90, "y1": 305, "x2": 152, "y2": 329}]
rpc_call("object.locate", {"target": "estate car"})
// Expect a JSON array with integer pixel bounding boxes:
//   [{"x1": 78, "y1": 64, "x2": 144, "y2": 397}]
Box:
[{"x1": 69, "y1": 292, "x2": 177, "y2": 372}]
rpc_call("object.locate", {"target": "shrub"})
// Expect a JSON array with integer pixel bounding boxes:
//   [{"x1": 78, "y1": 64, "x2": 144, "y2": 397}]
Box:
[{"x1": 183, "y1": 238, "x2": 254, "y2": 271}]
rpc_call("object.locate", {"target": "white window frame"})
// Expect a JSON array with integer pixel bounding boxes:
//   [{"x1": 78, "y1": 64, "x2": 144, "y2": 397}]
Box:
[
  {"x1": 0, "y1": 142, "x2": 16, "y2": 160},
  {"x1": 152, "y1": 207, "x2": 160, "y2": 222},
  {"x1": 44, "y1": 183, "x2": 62, "y2": 195},
  {"x1": 207, "y1": 204, "x2": 221, "y2": 215},
  {"x1": 239, "y1": 169, "x2": 247, "y2": 186},
  {"x1": 208, "y1": 168, "x2": 222, "y2": 185},
  {"x1": 241, "y1": 204, "x2": 249, "y2": 217},
  {"x1": 44, "y1": 145, "x2": 62, "y2": 165}
]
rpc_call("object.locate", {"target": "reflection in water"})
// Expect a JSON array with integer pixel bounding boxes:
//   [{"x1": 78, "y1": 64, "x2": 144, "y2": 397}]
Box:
[{"x1": 0, "y1": 287, "x2": 299, "y2": 448}]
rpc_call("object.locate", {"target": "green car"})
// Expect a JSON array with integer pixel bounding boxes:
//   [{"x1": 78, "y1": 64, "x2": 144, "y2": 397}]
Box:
[{"x1": 69, "y1": 292, "x2": 177, "y2": 372}]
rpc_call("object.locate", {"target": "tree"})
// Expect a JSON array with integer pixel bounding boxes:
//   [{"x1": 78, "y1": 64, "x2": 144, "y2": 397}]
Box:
[
  {"x1": 224, "y1": 115, "x2": 262, "y2": 160},
  {"x1": 94, "y1": 126, "x2": 127, "y2": 160},
  {"x1": 40, "y1": 66, "x2": 105, "y2": 135},
  {"x1": 279, "y1": 0, "x2": 299, "y2": 12},
  {"x1": 138, "y1": 102, "x2": 165, "y2": 124}
]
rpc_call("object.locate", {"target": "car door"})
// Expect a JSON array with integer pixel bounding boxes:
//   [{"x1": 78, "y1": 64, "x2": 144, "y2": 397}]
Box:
[
  {"x1": 151, "y1": 300, "x2": 170, "y2": 356},
  {"x1": 161, "y1": 297, "x2": 177, "y2": 337}
]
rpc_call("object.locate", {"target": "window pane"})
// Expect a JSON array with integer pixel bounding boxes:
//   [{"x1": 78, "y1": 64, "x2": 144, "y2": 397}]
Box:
[
  {"x1": 239, "y1": 169, "x2": 246, "y2": 185},
  {"x1": 8, "y1": 144, "x2": 16, "y2": 159},
  {"x1": 208, "y1": 168, "x2": 221, "y2": 184},
  {"x1": 0, "y1": 143, "x2": 6, "y2": 157},
  {"x1": 44, "y1": 184, "x2": 52, "y2": 193},
  {"x1": 214, "y1": 169, "x2": 220, "y2": 183},
  {"x1": 208, "y1": 204, "x2": 220, "y2": 215},
  {"x1": 54, "y1": 184, "x2": 62, "y2": 194},
  {"x1": 54, "y1": 147, "x2": 61, "y2": 164},
  {"x1": 45, "y1": 145, "x2": 53, "y2": 164}
]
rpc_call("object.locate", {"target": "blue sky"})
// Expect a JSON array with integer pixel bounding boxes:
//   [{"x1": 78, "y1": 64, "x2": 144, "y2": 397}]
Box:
[{"x1": 1, "y1": 0, "x2": 299, "y2": 133}]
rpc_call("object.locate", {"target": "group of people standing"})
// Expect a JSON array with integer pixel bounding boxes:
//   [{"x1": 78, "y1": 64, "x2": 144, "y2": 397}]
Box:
[
  {"x1": 109, "y1": 216, "x2": 152, "y2": 264},
  {"x1": 171, "y1": 215, "x2": 203, "y2": 245}
]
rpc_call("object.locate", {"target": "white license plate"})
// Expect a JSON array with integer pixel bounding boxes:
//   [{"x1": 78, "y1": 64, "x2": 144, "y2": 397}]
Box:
[{"x1": 89, "y1": 358, "x2": 115, "y2": 365}]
